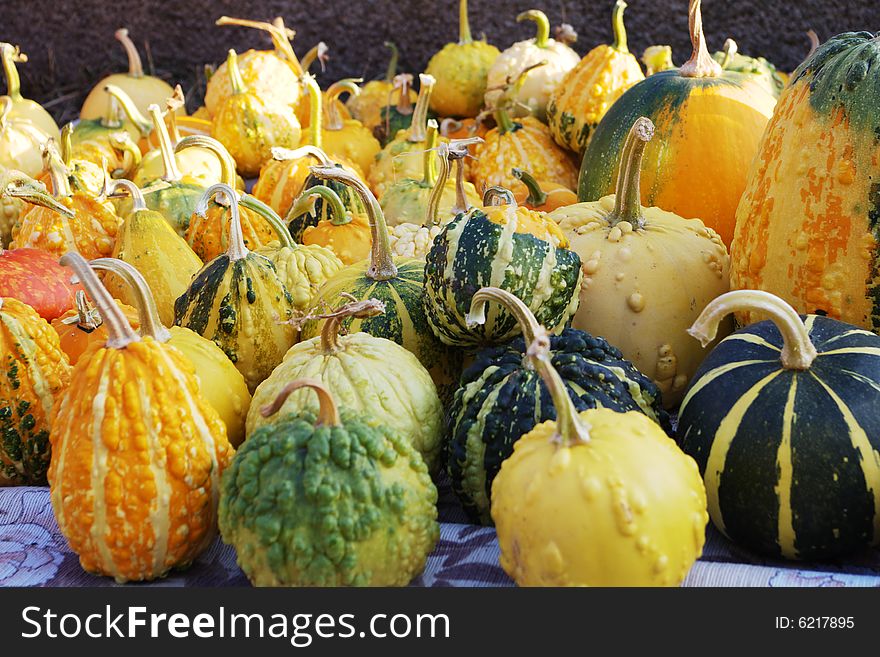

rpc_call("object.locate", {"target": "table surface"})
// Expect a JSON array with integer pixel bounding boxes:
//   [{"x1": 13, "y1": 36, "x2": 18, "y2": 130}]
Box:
[{"x1": 2, "y1": 476, "x2": 879, "y2": 587}]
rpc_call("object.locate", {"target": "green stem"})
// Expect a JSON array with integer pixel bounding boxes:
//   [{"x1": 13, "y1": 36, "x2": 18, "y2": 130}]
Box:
[
  {"x1": 608, "y1": 117, "x2": 653, "y2": 229},
  {"x1": 175, "y1": 135, "x2": 237, "y2": 187},
  {"x1": 319, "y1": 298, "x2": 385, "y2": 353},
  {"x1": 422, "y1": 120, "x2": 439, "y2": 187},
  {"x1": 103, "y1": 84, "x2": 152, "y2": 135},
  {"x1": 89, "y1": 257, "x2": 171, "y2": 342},
  {"x1": 260, "y1": 378, "x2": 342, "y2": 425},
  {"x1": 611, "y1": 0, "x2": 630, "y2": 53},
  {"x1": 303, "y1": 74, "x2": 323, "y2": 148},
  {"x1": 494, "y1": 107, "x2": 516, "y2": 134},
  {"x1": 408, "y1": 74, "x2": 435, "y2": 143},
  {"x1": 383, "y1": 42, "x2": 400, "y2": 82},
  {"x1": 59, "y1": 252, "x2": 140, "y2": 349},
  {"x1": 195, "y1": 183, "x2": 248, "y2": 261},
  {"x1": 226, "y1": 50, "x2": 246, "y2": 95},
  {"x1": 215, "y1": 16, "x2": 303, "y2": 74},
  {"x1": 148, "y1": 104, "x2": 182, "y2": 182},
  {"x1": 0, "y1": 43, "x2": 23, "y2": 101},
  {"x1": 60, "y1": 123, "x2": 74, "y2": 166},
  {"x1": 688, "y1": 290, "x2": 817, "y2": 370},
  {"x1": 512, "y1": 168, "x2": 547, "y2": 206},
  {"x1": 1, "y1": 170, "x2": 74, "y2": 217},
  {"x1": 466, "y1": 286, "x2": 543, "y2": 346},
  {"x1": 114, "y1": 28, "x2": 144, "y2": 78},
  {"x1": 239, "y1": 194, "x2": 295, "y2": 247},
  {"x1": 325, "y1": 78, "x2": 362, "y2": 131},
  {"x1": 483, "y1": 186, "x2": 516, "y2": 207},
  {"x1": 309, "y1": 165, "x2": 397, "y2": 281},
  {"x1": 296, "y1": 185, "x2": 350, "y2": 226},
  {"x1": 426, "y1": 142, "x2": 451, "y2": 226},
  {"x1": 679, "y1": 0, "x2": 723, "y2": 78},
  {"x1": 517, "y1": 10, "x2": 550, "y2": 49},
  {"x1": 106, "y1": 178, "x2": 147, "y2": 211},
  {"x1": 459, "y1": 0, "x2": 473, "y2": 44}
]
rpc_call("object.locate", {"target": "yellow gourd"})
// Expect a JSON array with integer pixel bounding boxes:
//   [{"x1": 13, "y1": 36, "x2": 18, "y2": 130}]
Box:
[
  {"x1": 298, "y1": 185, "x2": 373, "y2": 266},
  {"x1": 346, "y1": 42, "x2": 417, "y2": 130},
  {"x1": 0, "y1": 43, "x2": 59, "y2": 140},
  {"x1": 68, "y1": 91, "x2": 144, "y2": 179},
  {"x1": 0, "y1": 96, "x2": 51, "y2": 178},
  {"x1": 319, "y1": 79, "x2": 381, "y2": 176}
]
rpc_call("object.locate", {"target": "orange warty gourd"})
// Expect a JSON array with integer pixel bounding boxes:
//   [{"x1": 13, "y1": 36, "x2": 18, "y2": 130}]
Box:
[
  {"x1": 49, "y1": 252, "x2": 233, "y2": 583},
  {"x1": 52, "y1": 291, "x2": 140, "y2": 366}
]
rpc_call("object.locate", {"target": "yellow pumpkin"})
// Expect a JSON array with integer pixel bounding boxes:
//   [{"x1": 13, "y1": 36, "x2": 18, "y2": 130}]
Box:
[
  {"x1": 0, "y1": 96, "x2": 51, "y2": 178},
  {"x1": 318, "y1": 79, "x2": 381, "y2": 176},
  {"x1": 0, "y1": 43, "x2": 59, "y2": 140},
  {"x1": 346, "y1": 43, "x2": 418, "y2": 130}
]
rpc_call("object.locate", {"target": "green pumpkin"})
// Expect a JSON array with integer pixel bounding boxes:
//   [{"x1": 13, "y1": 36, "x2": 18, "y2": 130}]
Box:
[
  {"x1": 219, "y1": 379, "x2": 439, "y2": 586},
  {"x1": 174, "y1": 183, "x2": 296, "y2": 392},
  {"x1": 447, "y1": 287, "x2": 670, "y2": 525},
  {"x1": 677, "y1": 290, "x2": 880, "y2": 561}
]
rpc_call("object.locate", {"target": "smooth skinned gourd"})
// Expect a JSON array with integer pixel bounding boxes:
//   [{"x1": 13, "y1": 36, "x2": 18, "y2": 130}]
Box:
[
  {"x1": 511, "y1": 168, "x2": 576, "y2": 212},
  {"x1": 220, "y1": 379, "x2": 438, "y2": 586},
  {"x1": 51, "y1": 291, "x2": 140, "y2": 366},
  {"x1": 0, "y1": 297, "x2": 71, "y2": 485},
  {"x1": 0, "y1": 96, "x2": 51, "y2": 178},
  {"x1": 0, "y1": 43, "x2": 59, "y2": 140},
  {"x1": 347, "y1": 42, "x2": 417, "y2": 131},
  {"x1": 678, "y1": 290, "x2": 880, "y2": 560},
  {"x1": 69, "y1": 91, "x2": 144, "y2": 179},
  {"x1": 50, "y1": 252, "x2": 233, "y2": 583},
  {"x1": 448, "y1": 287, "x2": 669, "y2": 524},
  {"x1": 249, "y1": 298, "x2": 443, "y2": 471},
  {"x1": 318, "y1": 79, "x2": 381, "y2": 176},
  {"x1": 174, "y1": 184, "x2": 297, "y2": 392},
  {"x1": 0, "y1": 242, "x2": 83, "y2": 319},
  {"x1": 550, "y1": 117, "x2": 731, "y2": 407}
]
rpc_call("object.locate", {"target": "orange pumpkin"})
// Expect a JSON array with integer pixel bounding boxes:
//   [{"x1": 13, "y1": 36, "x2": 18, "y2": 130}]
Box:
[
  {"x1": 51, "y1": 291, "x2": 140, "y2": 365},
  {"x1": 298, "y1": 185, "x2": 373, "y2": 266}
]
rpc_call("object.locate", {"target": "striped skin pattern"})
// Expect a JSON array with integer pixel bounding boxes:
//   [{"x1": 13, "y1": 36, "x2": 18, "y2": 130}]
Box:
[
  {"x1": 424, "y1": 210, "x2": 582, "y2": 347},
  {"x1": 185, "y1": 200, "x2": 278, "y2": 263},
  {"x1": 0, "y1": 248, "x2": 82, "y2": 320},
  {"x1": 447, "y1": 328, "x2": 670, "y2": 525},
  {"x1": 578, "y1": 71, "x2": 776, "y2": 246},
  {"x1": 301, "y1": 259, "x2": 462, "y2": 404},
  {"x1": 253, "y1": 155, "x2": 316, "y2": 219},
  {"x1": 731, "y1": 33, "x2": 880, "y2": 331},
  {"x1": 174, "y1": 253, "x2": 296, "y2": 393},
  {"x1": 0, "y1": 298, "x2": 71, "y2": 485},
  {"x1": 48, "y1": 338, "x2": 233, "y2": 582},
  {"x1": 677, "y1": 315, "x2": 880, "y2": 560}
]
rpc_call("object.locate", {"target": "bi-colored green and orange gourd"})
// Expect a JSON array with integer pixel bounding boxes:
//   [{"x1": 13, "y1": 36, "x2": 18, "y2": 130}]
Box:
[
  {"x1": 578, "y1": 0, "x2": 776, "y2": 247},
  {"x1": 0, "y1": 42, "x2": 59, "y2": 140},
  {"x1": 0, "y1": 296, "x2": 71, "y2": 485},
  {"x1": 49, "y1": 252, "x2": 233, "y2": 583},
  {"x1": 730, "y1": 32, "x2": 880, "y2": 332},
  {"x1": 546, "y1": 0, "x2": 644, "y2": 154}
]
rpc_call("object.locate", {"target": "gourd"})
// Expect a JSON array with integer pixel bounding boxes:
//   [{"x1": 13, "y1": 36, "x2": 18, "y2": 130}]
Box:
[
  {"x1": 211, "y1": 49, "x2": 302, "y2": 178},
  {"x1": 6, "y1": 155, "x2": 121, "y2": 259},
  {"x1": 642, "y1": 45, "x2": 675, "y2": 75},
  {"x1": 69, "y1": 90, "x2": 144, "y2": 178},
  {"x1": 37, "y1": 124, "x2": 105, "y2": 197},
  {"x1": 80, "y1": 29, "x2": 177, "y2": 126},
  {"x1": 49, "y1": 252, "x2": 233, "y2": 583},
  {"x1": 0, "y1": 96, "x2": 51, "y2": 178},
  {"x1": 294, "y1": 46, "x2": 355, "y2": 128},
  {"x1": 491, "y1": 331, "x2": 707, "y2": 586},
  {"x1": 0, "y1": 43, "x2": 59, "y2": 140},
  {"x1": 300, "y1": 166, "x2": 462, "y2": 402},
  {"x1": 439, "y1": 116, "x2": 488, "y2": 181},
  {"x1": 0, "y1": 242, "x2": 82, "y2": 319},
  {"x1": 484, "y1": 10, "x2": 579, "y2": 121},
  {"x1": 547, "y1": 0, "x2": 645, "y2": 154},
  {"x1": 424, "y1": 0, "x2": 499, "y2": 118},
  {"x1": 730, "y1": 31, "x2": 880, "y2": 332},
  {"x1": 91, "y1": 257, "x2": 250, "y2": 448},
  {"x1": 578, "y1": 0, "x2": 776, "y2": 247},
  {"x1": 318, "y1": 79, "x2": 381, "y2": 176},
  {"x1": 448, "y1": 287, "x2": 670, "y2": 524},
  {"x1": 298, "y1": 185, "x2": 373, "y2": 266},
  {"x1": 208, "y1": 16, "x2": 303, "y2": 117},
  {"x1": 103, "y1": 179, "x2": 202, "y2": 326},
  {"x1": 374, "y1": 74, "x2": 437, "y2": 147},
  {"x1": 0, "y1": 296, "x2": 71, "y2": 485},
  {"x1": 51, "y1": 291, "x2": 140, "y2": 365},
  {"x1": 424, "y1": 187, "x2": 582, "y2": 348},
  {"x1": 347, "y1": 42, "x2": 417, "y2": 131},
  {"x1": 248, "y1": 298, "x2": 443, "y2": 471},
  {"x1": 678, "y1": 290, "x2": 880, "y2": 560},
  {"x1": 511, "y1": 168, "x2": 576, "y2": 212},
  {"x1": 219, "y1": 379, "x2": 438, "y2": 587},
  {"x1": 0, "y1": 174, "x2": 22, "y2": 246},
  {"x1": 174, "y1": 184, "x2": 297, "y2": 392},
  {"x1": 550, "y1": 117, "x2": 731, "y2": 407},
  {"x1": 712, "y1": 38, "x2": 785, "y2": 99}
]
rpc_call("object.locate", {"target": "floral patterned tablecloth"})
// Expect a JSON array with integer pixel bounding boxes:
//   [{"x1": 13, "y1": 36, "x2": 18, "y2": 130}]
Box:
[{"x1": 2, "y1": 481, "x2": 879, "y2": 587}]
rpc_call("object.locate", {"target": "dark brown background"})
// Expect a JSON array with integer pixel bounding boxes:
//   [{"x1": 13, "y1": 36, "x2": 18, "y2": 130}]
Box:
[{"x1": 2, "y1": 0, "x2": 877, "y2": 122}]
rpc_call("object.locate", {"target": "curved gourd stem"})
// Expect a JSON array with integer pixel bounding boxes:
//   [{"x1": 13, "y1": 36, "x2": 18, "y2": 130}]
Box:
[
  {"x1": 408, "y1": 74, "x2": 435, "y2": 143},
  {"x1": 679, "y1": 0, "x2": 723, "y2": 78},
  {"x1": 300, "y1": 42, "x2": 329, "y2": 73},
  {"x1": 527, "y1": 334, "x2": 592, "y2": 445},
  {"x1": 291, "y1": 185, "x2": 350, "y2": 227},
  {"x1": 310, "y1": 165, "x2": 397, "y2": 281},
  {"x1": 99, "y1": 92, "x2": 125, "y2": 129},
  {"x1": 720, "y1": 38, "x2": 737, "y2": 69},
  {"x1": 175, "y1": 135, "x2": 237, "y2": 187},
  {"x1": 226, "y1": 50, "x2": 246, "y2": 95},
  {"x1": 493, "y1": 61, "x2": 544, "y2": 133},
  {"x1": 148, "y1": 104, "x2": 183, "y2": 182},
  {"x1": 319, "y1": 298, "x2": 385, "y2": 353},
  {"x1": 43, "y1": 140, "x2": 72, "y2": 198},
  {"x1": 466, "y1": 286, "x2": 544, "y2": 347},
  {"x1": 458, "y1": 0, "x2": 473, "y2": 44},
  {"x1": 1, "y1": 170, "x2": 74, "y2": 217},
  {"x1": 270, "y1": 145, "x2": 333, "y2": 168},
  {"x1": 611, "y1": 0, "x2": 630, "y2": 53},
  {"x1": 383, "y1": 42, "x2": 400, "y2": 82},
  {"x1": 106, "y1": 178, "x2": 147, "y2": 211},
  {"x1": 59, "y1": 251, "x2": 140, "y2": 349},
  {"x1": 239, "y1": 194, "x2": 296, "y2": 247},
  {"x1": 607, "y1": 117, "x2": 653, "y2": 230},
  {"x1": 59, "y1": 123, "x2": 75, "y2": 166},
  {"x1": 422, "y1": 120, "x2": 440, "y2": 187},
  {"x1": 483, "y1": 186, "x2": 516, "y2": 207},
  {"x1": 215, "y1": 16, "x2": 303, "y2": 74},
  {"x1": 325, "y1": 78, "x2": 362, "y2": 131},
  {"x1": 260, "y1": 378, "x2": 341, "y2": 426},
  {"x1": 447, "y1": 137, "x2": 482, "y2": 214},
  {"x1": 114, "y1": 29, "x2": 144, "y2": 78},
  {"x1": 302, "y1": 75, "x2": 323, "y2": 148},
  {"x1": 195, "y1": 183, "x2": 248, "y2": 261},
  {"x1": 512, "y1": 168, "x2": 548, "y2": 207},
  {"x1": 806, "y1": 30, "x2": 820, "y2": 58},
  {"x1": 689, "y1": 290, "x2": 818, "y2": 370},
  {"x1": 517, "y1": 10, "x2": 550, "y2": 49},
  {"x1": 0, "y1": 43, "x2": 24, "y2": 101},
  {"x1": 103, "y1": 84, "x2": 153, "y2": 135},
  {"x1": 426, "y1": 141, "x2": 451, "y2": 226},
  {"x1": 109, "y1": 132, "x2": 143, "y2": 177},
  {"x1": 61, "y1": 290, "x2": 102, "y2": 331},
  {"x1": 165, "y1": 85, "x2": 186, "y2": 143},
  {"x1": 89, "y1": 257, "x2": 171, "y2": 342},
  {"x1": 391, "y1": 74, "x2": 414, "y2": 116}
]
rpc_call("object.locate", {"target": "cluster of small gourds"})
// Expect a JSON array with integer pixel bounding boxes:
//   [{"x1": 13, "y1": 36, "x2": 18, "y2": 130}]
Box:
[{"x1": 0, "y1": 0, "x2": 879, "y2": 587}]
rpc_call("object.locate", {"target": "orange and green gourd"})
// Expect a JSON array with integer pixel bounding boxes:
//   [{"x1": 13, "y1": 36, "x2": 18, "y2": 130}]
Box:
[
  {"x1": 211, "y1": 49, "x2": 302, "y2": 178},
  {"x1": 577, "y1": 0, "x2": 776, "y2": 247},
  {"x1": 51, "y1": 291, "x2": 140, "y2": 366},
  {"x1": 547, "y1": 0, "x2": 645, "y2": 154},
  {"x1": 511, "y1": 168, "x2": 576, "y2": 212},
  {"x1": 318, "y1": 78, "x2": 381, "y2": 176},
  {"x1": 730, "y1": 31, "x2": 880, "y2": 332},
  {"x1": 0, "y1": 296, "x2": 71, "y2": 485},
  {"x1": 297, "y1": 185, "x2": 373, "y2": 266},
  {"x1": 348, "y1": 43, "x2": 418, "y2": 131},
  {"x1": 49, "y1": 251, "x2": 233, "y2": 583},
  {"x1": 424, "y1": 0, "x2": 499, "y2": 118},
  {"x1": 0, "y1": 42, "x2": 59, "y2": 140},
  {"x1": 0, "y1": 96, "x2": 53, "y2": 179},
  {"x1": 69, "y1": 90, "x2": 144, "y2": 179}
]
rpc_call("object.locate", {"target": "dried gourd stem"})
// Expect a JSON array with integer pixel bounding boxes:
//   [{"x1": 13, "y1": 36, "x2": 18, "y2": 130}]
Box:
[
  {"x1": 215, "y1": 16, "x2": 302, "y2": 74},
  {"x1": 448, "y1": 137, "x2": 481, "y2": 214},
  {"x1": 108, "y1": 132, "x2": 142, "y2": 177},
  {"x1": 61, "y1": 290, "x2": 102, "y2": 331},
  {"x1": 806, "y1": 30, "x2": 820, "y2": 58},
  {"x1": 483, "y1": 186, "x2": 517, "y2": 207},
  {"x1": 260, "y1": 378, "x2": 342, "y2": 426},
  {"x1": 60, "y1": 251, "x2": 140, "y2": 349},
  {"x1": 43, "y1": 139, "x2": 72, "y2": 198},
  {"x1": 175, "y1": 135, "x2": 237, "y2": 187},
  {"x1": 106, "y1": 178, "x2": 147, "y2": 212},
  {"x1": 527, "y1": 334, "x2": 591, "y2": 445},
  {"x1": 226, "y1": 50, "x2": 246, "y2": 95},
  {"x1": 689, "y1": 290, "x2": 818, "y2": 370},
  {"x1": 426, "y1": 141, "x2": 451, "y2": 226},
  {"x1": 383, "y1": 42, "x2": 400, "y2": 82},
  {"x1": 512, "y1": 168, "x2": 547, "y2": 207},
  {"x1": 165, "y1": 85, "x2": 187, "y2": 143},
  {"x1": 89, "y1": 257, "x2": 171, "y2": 342},
  {"x1": 309, "y1": 165, "x2": 398, "y2": 281},
  {"x1": 319, "y1": 298, "x2": 386, "y2": 352},
  {"x1": 458, "y1": 0, "x2": 473, "y2": 44},
  {"x1": 517, "y1": 10, "x2": 550, "y2": 49},
  {"x1": 325, "y1": 79, "x2": 362, "y2": 131},
  {"x1": 408, "y1": 74, "x2": 435, "y2": 143},
  {"x1": 679, "y1": 0, "x2": 723, "y2": 78},
  {"x1": 147, "y1": 104, "x2": 183, "y2": 182},
  {"x1": 0, "y1": 43, "x2": 24, "y2": 101},
  {"x1": 720, "y1": 38, "x2": 738, "y2": 69},
  {"x1": 391, "y1": 74, "x2": 414, "y2": 115},
  {"x1": 608, "y1": 116, "x2": 654, "y2": 230},
  {"x1": 99, "y1": 92, "x2": 125, "y2": 129},
  {"x1": 196, "y1": 182, "x2": 248, "y2": 261},
  {"x1": 611, "y1": 0, "x2": 630, "y2": 53},
  {"x1": 270, "y1": 145, "x2": 333, "y2": 166},
  {"x1": 302, "y1": 75, "x2": 323, "y2": 148},
  {"x1": 114, "y1": 29, "x2": 144, "y2": 78},
  {"x1": 103, "y1": 84, "x2": 152, "y2": 135},
  {"x1": 466, "y1": 286, "x2": 545, "y2": 348},
  {"x1": 1, "y1": 169, "x2": 74, "y2": 217},
  {"x1": 422, "y1": 120, "x2": 440, "y2": 187},
  {"x1": 300, "y1": 42, "x2": 329, "y2": 73},
  {"x1": 240, "y1": 194, "x2": 297, "y2": 247}
]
